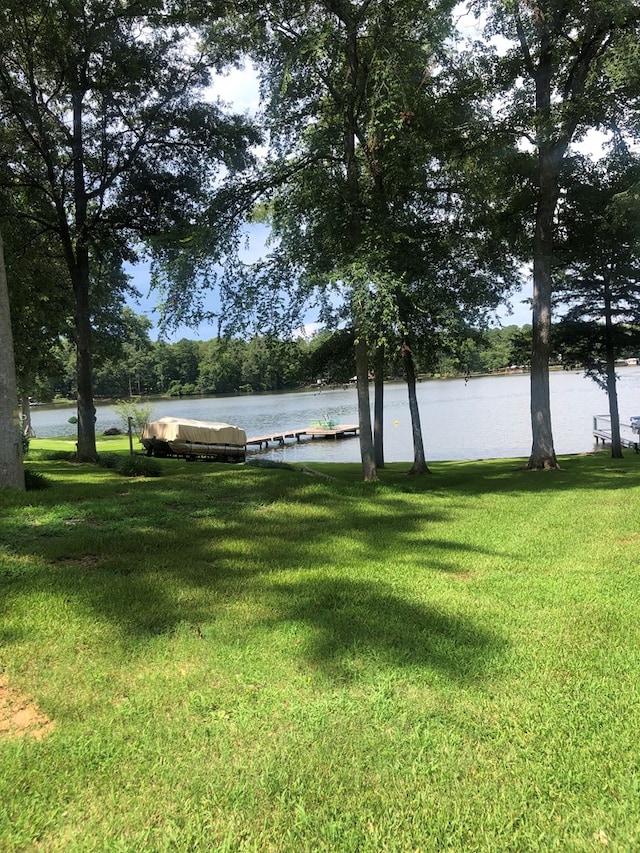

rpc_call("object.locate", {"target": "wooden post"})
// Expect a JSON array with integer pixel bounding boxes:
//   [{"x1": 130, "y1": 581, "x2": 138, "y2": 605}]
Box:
[{"x1": 128, "y1": 416, "x2": 134, "y2": 455}]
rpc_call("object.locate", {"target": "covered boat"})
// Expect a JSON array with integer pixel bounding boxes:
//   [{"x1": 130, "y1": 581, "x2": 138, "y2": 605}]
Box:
[{"x1": 141, "y1": 416, "x2": 246, "y2": 462}]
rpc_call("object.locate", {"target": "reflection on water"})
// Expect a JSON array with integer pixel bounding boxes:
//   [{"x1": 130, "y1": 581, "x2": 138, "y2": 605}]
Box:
[{"x1": 30, "y1": 367, "x2": 640, "y2": 463}]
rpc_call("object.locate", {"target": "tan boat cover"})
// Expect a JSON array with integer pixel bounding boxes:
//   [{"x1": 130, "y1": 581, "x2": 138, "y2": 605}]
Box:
[{"x1": 143, "y1": 417, "x2": 246, "y2": 446}]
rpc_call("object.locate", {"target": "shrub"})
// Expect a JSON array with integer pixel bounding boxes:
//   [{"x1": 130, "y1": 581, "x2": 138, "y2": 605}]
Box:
[
  {"x1": 167, "y1": 382, "x2": 196, "y2": 397},
  {"x1": 35, "y1": 450, "x2": 77, "y2": 462},
  {"x1": 112, "y1": 399, "x2": 154, "y2": 440},
  {"x1": 24, "y1": 468, "x2": 52, "y2": 490},
  {"x1": 115, "y1": 455, "x2": 162, "y2": 478},
  {"x1": 97, "y1": 453, "x2": 120, "y2": 470}
]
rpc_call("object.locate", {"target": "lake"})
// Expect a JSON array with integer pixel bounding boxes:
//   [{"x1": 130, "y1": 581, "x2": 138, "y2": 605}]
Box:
[{"x1": 29, "y1": 367, "x2": 640, "y2": 463}]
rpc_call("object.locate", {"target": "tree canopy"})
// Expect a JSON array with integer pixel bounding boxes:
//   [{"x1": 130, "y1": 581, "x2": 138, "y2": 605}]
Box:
[
  {"x1": 479, "y1": 0, "x2": 640, "y2": 467},
  {"x1": 0, "y1": 0, "x2": 258, "y2": 460},
  {"x1": 554, "y1": 150, "x2": 640, "y2": 456}
]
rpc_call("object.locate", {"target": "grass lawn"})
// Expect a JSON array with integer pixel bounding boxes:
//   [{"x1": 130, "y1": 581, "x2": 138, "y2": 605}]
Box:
[{"x1": 1, "y1": 439, "x2": 639, "y2": 851}]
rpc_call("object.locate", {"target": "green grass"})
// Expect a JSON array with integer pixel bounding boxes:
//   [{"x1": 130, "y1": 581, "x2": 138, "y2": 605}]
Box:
[{"x1": 1, "y1": 439, "x2": 639, "y2": 851}]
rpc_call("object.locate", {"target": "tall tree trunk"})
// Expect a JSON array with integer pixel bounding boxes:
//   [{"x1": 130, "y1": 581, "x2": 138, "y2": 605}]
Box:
[
  {"x1": 0, "y1": 228, "x2": 25, "y2": 491},
  {"x1": 341, "y1": 9, "x2": 376, "y2": 481},
  {"x1": 356, "y1": 335, "x2": 377, "y2": 481},
  {"x1": 373, "y1": 344, "x2": 384, "y2": 469},
  {"x1": 529, "y1": 208, "x2": 558, "y2": 468},
  {"x1": 403, "y1": 340, "x2": 430, "y2": 475},
  {"x1": 73, "y1": 253, "x2": 97, "y2": 462},
  {"x1": 528, "y1": 45, "x2": 560, "y2": 470},
  {"x1": 604, "y1": 280, "x2": 623, "y2": 459},
  {"x1": 605, "y1": 358, "x2": 622, "y2": 460},
  {"x1": 71, "y1": 83, "x2": 97, "y2": 462}
]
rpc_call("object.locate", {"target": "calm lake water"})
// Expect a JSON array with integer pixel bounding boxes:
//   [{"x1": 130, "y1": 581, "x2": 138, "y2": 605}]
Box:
[{"x1": 30, "y1": 367, "x2": 640, "y2": 463}]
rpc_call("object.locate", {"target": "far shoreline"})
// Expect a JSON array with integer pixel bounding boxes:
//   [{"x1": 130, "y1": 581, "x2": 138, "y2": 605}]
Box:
[{"x1": 27, "y1": 366, "x2": 541, "y2": 411}]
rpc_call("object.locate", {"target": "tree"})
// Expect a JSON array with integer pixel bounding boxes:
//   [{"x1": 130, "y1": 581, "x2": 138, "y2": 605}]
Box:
[
  {"x1": 239, "y1": 0, "x2": 465, "y2": 480},
  {"x1": 91, "y1": 308, "x2": 155, "y2": 398},
  {"x1": 482, "y1": 0, "x2": 640, "y2": 468},
  {"x1": 0, "y1": 227, "x2": 25, "y2": 491},
  {"x1": 398, "y1": 341, "x2": 428, "y2": 474},
  {"x1": 0, "y1": 0, "x2": 257, "y2": 460},
  {"x1": 1, "y1": 214, "x2": 71, "y2": 430},
  {"x1": 0, "y1": 126, "x2": 73, "y2": 422},
  {"x1": 373, "y1": 343, "x2": 386, "y2": 469},
  {"x1": 241, "y1": 0, "x2": 529, "y2": 478},
  {"x1": 305, "y1": 328, "x2": 355, "y2": 384},
  {"x1": 555, "y1": 151, "x2": 640, "y2": 457},
  {"x1": 198, "y1": 338, "x2": 247, "y2": 394}
]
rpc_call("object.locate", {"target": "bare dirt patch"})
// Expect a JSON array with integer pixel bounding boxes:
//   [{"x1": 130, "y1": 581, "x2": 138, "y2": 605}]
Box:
[
  {"x1": 55, "y1": 554, "x2": 102, "y2": 568},
  {"x1": 0, "y1": 676, "x2": 55, "y2": 740}
]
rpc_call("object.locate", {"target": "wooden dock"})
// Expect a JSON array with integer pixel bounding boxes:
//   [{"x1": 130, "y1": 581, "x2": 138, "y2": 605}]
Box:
[
  {"x1": 246, "y1": 424, "x2": 359, "y2": 450},
  {"x1": 592, "y1": 415, "x2": 640, "y2": 451}
]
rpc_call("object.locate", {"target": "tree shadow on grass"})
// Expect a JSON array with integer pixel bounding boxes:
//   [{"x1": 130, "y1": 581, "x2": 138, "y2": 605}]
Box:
[
  {"x1": 0, "y1": 464, "x2": 510, "y2": 660},
  {"x1": 261, "y1": 576, "x2": 505, "y2": 684},
  {"x1": 2, "y1": 451, "x2": 634, "y2": 692},
  {"x1": 404, "y1": 452, "x2": 640, "y2": 498}
]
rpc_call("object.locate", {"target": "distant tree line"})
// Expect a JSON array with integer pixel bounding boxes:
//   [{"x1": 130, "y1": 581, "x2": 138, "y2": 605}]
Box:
[{"x1": 35, "y1": 314, "x2": 639, "y2": 402}]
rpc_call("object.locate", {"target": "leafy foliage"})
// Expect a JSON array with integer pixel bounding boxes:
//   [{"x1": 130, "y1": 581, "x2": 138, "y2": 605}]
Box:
[
  {"x1": 43, "y1": 313, "x2": 539, "y2": 400},
  {"x1": 0, "y1": 0, "x2": 259, "y2": 460},
  {"x1": 554, "y1": 151, "x2": 640, "y2": 383},
  {"x1": 113, "y1": 454, "x2": 162, "y2": 478},
  {"x1": 479, "y1": 0, "x2": 640, "y2": 468},
  {"x1": 112, "y1": 399, "x2": 155, "y2": 440},
  {"x1": 23, "y1": 468, "x2": 51, "y2": 491}
]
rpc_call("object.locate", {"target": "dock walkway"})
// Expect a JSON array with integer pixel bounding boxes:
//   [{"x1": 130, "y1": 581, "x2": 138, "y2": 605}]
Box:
[
  {"x1": 247, "y1": 424, "x2": 359, "y2": 450},
  {"x1": 592, "y1": 415, "x2": 640, "y2": 451}
]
